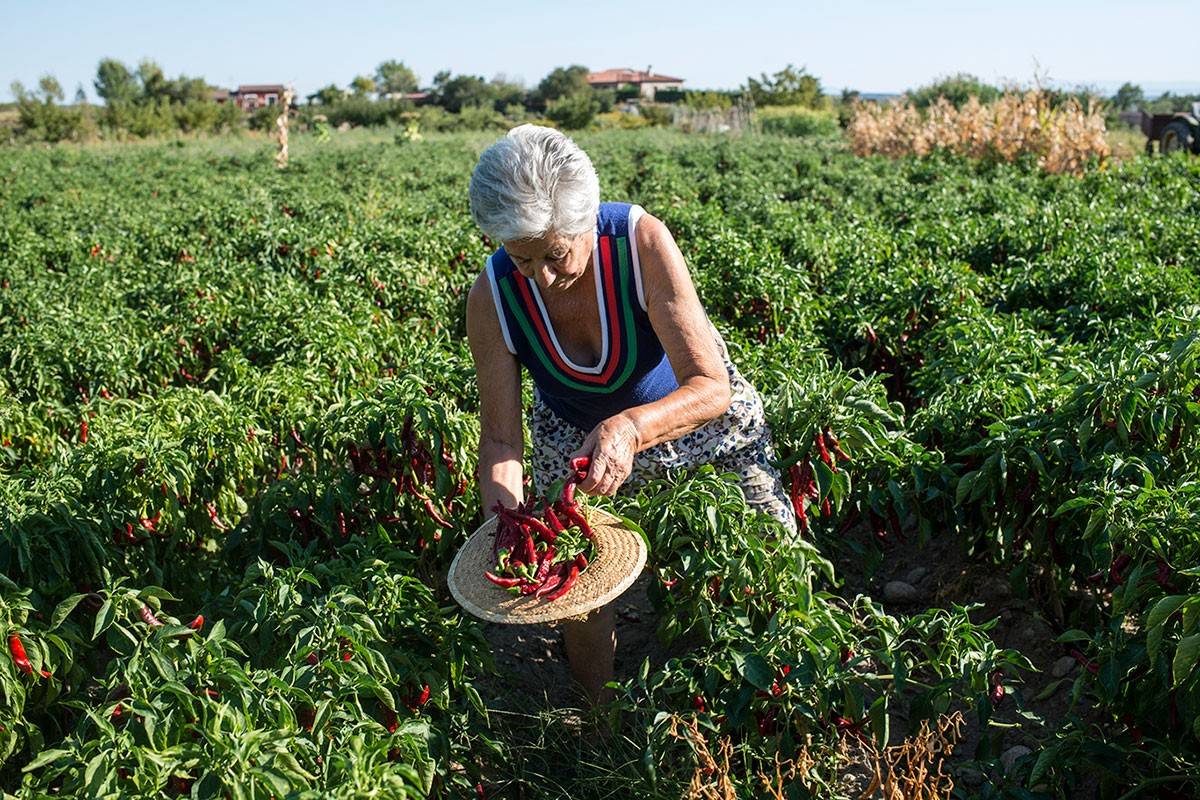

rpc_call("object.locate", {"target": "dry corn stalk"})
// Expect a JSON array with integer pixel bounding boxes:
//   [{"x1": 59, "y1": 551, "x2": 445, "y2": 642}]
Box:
[{"x1": 849, "y1": 89, "x2": 1109, "y2": 175}]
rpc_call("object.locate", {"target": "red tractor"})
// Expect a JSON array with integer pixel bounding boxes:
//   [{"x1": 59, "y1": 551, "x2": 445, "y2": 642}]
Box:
[{"x1": 1122, "y1": 102, "x2": 1200, "y2": 155}]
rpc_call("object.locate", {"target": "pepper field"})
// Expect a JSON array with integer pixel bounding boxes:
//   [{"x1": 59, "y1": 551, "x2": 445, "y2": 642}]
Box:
[{"x1": 0, "y1": 130, "x2": 1198, "y2": 799}]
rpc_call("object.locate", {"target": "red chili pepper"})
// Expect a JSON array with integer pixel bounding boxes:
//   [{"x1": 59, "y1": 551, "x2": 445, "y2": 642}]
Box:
[
  {"x1": 8, "y1": 634, "x2": 33, "y2": 676},
  {"x1": 1155, "y1": 556, "x2": 1177, "y2": 591},
  {"x1": 139, "y1": 511, "x2": 161, "y2": 533},
  {"x1": 543, "y1": 504, "x2": 566, "y2": 535},
  {"x1": 562, "y1": 456, "x2": 591, "y2": 505},
  {"x1": 206, "y1": 502, "x2": 228, "y2": 532},
  {"x1": 814, "y1": 430, "x2": 835, "y2": 472},
  {"x1": 307, "y1": 651, "x2": 319, "y2": 666},
  {"x1": 692, "y1": 694, "x2": 706, "y2": 712},
  {"x1": 422, "y1": 497, "x2": 454, "y2": 529},
  {"x1": 824, "y1": 429, "x2": 851, "y2": 463},
  {"x1": 382, "y1": 706, "x2": 398, "y2": 733},
  {"x1": 1109, "y1": 553, "x2": 1132, "y2": 585},
  {"x1": 139, "y1": 605, "x2": 164, "y2": 627},
  {"x1": 821, "y1": 498, "x2": 832, "y2": 518},
  {"x1": 990, "y1": 671, "x2": 1005, "y2": 707},
  {"x1": 660, "y1": 576, "x2": 678, "y2": 589},
  {"x1": 1070, "y1": 649, "x2": 1099, "y2": 674},
  {"x1": 417, "y1": 683, "x2": 430, "y2": 706},
  {"x1": 485, "y1": 571, "x2": 526, "y2": 588},
  {"x1": 557, "y1": 504, "x2": 594, "y2": 540},
  {"x1": 187, "y1": 614, "x2": 204, "y2": 630},
  {"x1": 79, "y1": 419, "x2": 89, "y2": 444},
  {"x1": 535, "y1": 567, "x2": 567, "y2": 598},
  {"x1": 543, "y1": 563, "x2": 580, "y2": 601}
]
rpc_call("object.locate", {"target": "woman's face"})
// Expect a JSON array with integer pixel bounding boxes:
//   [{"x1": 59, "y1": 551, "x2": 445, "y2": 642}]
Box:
[{"x1": 504, "y1": 231, "x2": 592, "y2": 293}]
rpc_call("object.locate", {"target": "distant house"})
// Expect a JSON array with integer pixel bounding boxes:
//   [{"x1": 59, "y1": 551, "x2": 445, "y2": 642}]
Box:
[
  {"x1": 378, "y1": 91, "x2": 433, "y2": 105},
  {"x1": 230, "y1": 84, "x2": 289, "y2": 112},
  {"x1": 210, "y1": 88, "x2": 231, "y2": 104},
  {"x1": 587, "y1": 68, "x2": 684, "y2": 100}
]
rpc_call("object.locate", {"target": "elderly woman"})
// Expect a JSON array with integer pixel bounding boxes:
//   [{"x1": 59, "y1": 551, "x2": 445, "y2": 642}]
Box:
[{"x1": 466, "y1": 124, "x2": 795, "y2": 704}]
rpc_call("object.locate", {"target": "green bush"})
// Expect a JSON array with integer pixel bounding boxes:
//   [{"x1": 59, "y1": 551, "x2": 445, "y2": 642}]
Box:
[
  {"x1": 907, "y1": 73, "x2": 1002, "y2": 109},
  {"x1": 756, "y1": 105, "x2": 839, "y2": 137},
  {"x1": 546, "y1": 92, "x2": 600, "y2": 130}
]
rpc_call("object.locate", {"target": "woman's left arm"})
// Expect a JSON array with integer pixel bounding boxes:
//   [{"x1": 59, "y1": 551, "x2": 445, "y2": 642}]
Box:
[{"x1": 573, "y1": 213, "x2": 731, "y2": 496}]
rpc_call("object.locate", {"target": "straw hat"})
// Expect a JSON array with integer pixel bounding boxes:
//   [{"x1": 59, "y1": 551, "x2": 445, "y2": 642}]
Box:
[{"x1": 447, "y1": 506, "x2": 646, "y2": 624}]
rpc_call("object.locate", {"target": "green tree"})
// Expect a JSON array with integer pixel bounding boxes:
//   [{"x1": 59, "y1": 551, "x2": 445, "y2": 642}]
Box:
[
  {"x1": 94, "y1": 58, "x2": 139, "y2": 105},
  {"x1": 375, "y1": 60, "x2": 419, "y2": 96},
  {"x1": 743, "y1": 64, "x2": 824, "y2": 108},
  {"x1": 36, "y1": 75, "x2": 64, "y2": 103},
  {"x1": 137, "y1": 59, "x2": 170, "y2": 102},
  {"x1": 535, "y1": 65, "x2": 590, "y2": 106},
  {"x1": 307, "y1": 84, "x2": 345, "y2": 105},
  {"x1": 350, "y1": 75, "x2": 376, "y2": 97},
  {"x1": 1112, "y1": 82, "x2": 1144, "y2": 111},
  {"x1": 10, "y1": 75, "x2": 88, "y2": 142},
  {"x1": 906, "y1": 73, "x2": 1000, "y2": 109},
  {"x1": 432, "y1": 73, "x2": 492, "y2": 113},
  {"x1": 489, "y1": 74, "x2": 526, "y2": 111}
]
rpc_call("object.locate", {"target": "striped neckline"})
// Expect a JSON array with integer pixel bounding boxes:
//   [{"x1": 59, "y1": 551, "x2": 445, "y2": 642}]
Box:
[{"x1": 497, "y1": 233, "x2": 639, "y2": 392}]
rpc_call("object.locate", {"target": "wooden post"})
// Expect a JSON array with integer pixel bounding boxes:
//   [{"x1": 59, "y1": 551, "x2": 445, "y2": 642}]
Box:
[{"x1": 275, "y1": 86, "x2": 293, "y2": 169}]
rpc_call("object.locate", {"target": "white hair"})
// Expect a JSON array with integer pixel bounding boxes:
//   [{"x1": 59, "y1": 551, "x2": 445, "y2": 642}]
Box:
[{"x1": 469, "y1": 124, "x2": 600, "y2": 242}]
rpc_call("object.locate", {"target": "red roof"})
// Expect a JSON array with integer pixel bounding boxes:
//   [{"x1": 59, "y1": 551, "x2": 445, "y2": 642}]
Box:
[
  {"x1": 235, "y1": 84, "x2": 288, "y2": 94},
  {"x1": 586, "y1": 69, "x2": 683, "y2": 85}
]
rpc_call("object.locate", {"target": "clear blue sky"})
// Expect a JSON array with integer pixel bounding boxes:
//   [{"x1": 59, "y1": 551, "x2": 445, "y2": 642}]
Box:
[{"x1": 4, "y1": 0, "x2": 1198, "y2": 102}]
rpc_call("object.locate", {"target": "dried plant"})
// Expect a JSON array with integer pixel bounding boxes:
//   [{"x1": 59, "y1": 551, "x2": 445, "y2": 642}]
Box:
[{"x1": 849, "y1": 89, "x2": 1109, "y2": 175}]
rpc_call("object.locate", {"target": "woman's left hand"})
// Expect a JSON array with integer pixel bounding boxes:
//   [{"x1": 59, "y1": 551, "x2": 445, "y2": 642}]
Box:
[{"x1": 571, "y1": 414, "x2": 642, "y2": 497}]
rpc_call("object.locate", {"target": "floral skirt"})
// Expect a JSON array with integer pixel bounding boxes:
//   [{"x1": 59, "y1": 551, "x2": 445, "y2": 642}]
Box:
[{"x1": 529, "y1": 328, "x2": 797, "y2": 537}]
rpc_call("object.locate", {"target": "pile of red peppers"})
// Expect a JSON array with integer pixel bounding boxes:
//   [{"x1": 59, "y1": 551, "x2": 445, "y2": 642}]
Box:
[{"x1": 484, "y1": 457, "x2": 594, "y2": 602}]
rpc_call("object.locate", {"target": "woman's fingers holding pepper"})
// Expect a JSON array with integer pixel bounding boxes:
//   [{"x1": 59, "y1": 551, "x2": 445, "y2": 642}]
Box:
[{"x1": 576, "y1": 415, "x2": 639, "y2": 496}]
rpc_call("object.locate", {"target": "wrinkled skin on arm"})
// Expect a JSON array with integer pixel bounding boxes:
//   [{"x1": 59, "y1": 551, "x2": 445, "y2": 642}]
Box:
[{"x1": 466, "y1": 273, "x2": 524, "y2": 515}]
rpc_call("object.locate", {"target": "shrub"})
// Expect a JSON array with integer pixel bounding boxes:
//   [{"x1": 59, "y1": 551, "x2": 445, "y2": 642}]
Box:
[
  {"x1": 593, "y1": 110, "x2": 653, "y2": 130},
  {"x1": 756, "y1": 106, "x2": 839, "y2": 137},
  {"x1": 546, "y1": 92, "x2": 600, "y2": 130}
]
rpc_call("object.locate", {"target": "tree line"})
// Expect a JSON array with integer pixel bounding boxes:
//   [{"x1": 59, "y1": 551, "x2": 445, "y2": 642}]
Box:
[
  {"x1": 3, "y1": 58, "x2": 835, "y2": 143},
  {"x1": 5, "y1": 58, "x2": 1195, "y2": 145}
]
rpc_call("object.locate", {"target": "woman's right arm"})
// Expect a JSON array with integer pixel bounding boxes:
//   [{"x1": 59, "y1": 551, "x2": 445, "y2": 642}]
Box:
[{"x1": 466, "y1": 273, "x2": 524, "y2": 516}]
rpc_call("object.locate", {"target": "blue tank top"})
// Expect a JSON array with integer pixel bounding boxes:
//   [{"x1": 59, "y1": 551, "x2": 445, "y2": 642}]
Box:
[{"x1": 485, "y1": 202, "x2": 680, "y2": 433}]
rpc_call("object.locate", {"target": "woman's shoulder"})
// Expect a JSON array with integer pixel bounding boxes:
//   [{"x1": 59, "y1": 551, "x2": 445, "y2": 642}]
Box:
[{"x1": 597, "y1": 201, "x2": 645, "y2": 237}]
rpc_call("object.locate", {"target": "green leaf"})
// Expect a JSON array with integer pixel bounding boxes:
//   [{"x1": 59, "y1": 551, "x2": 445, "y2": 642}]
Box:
[
  {"x1": 1147, "y1": 596, "x2": 1188, "y2": 630},
  {"x1": 955, "y1": 472, "x2": 977, "y2": 507},
  {"x1": 1172, "y1": 633, "x2": 1200, "y2": 687},
  {"x1": 92, "y1": 600, "x2": 115, "y2": 640},
  {"x1": 21, "y1": 748, "x2": 70, "y2": 772},
  {"x1": 1053, "y1": 497, "x2": 1091, "y2": 517},
  {"x1": 49, "y1": 594, "x2": 85, "y2": 631},
  {"x1": 739, "y1": 653, "x2": 773, "y2": 691}
]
